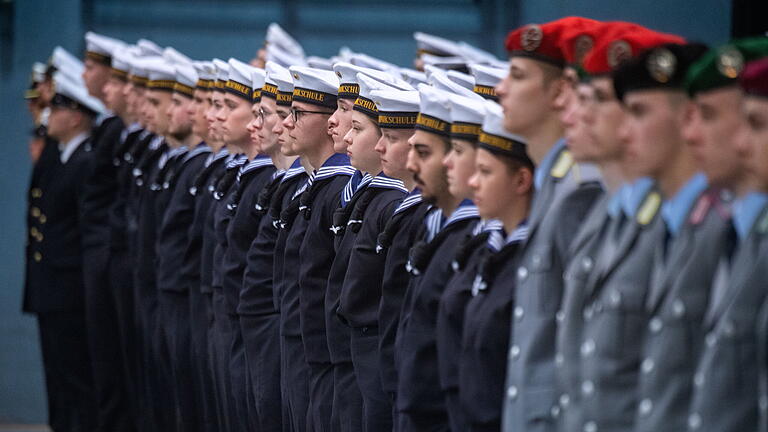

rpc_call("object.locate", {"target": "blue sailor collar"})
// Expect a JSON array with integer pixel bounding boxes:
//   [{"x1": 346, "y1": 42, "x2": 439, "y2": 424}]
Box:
[
  {"x1": 732, "y1": 191, "x2": 768, "y2": 241},
  {"x1": 282, "y1": 158, "x2": 306, "y2": 183},
  {"x1": 148, "y1": 135, "x2": 164, "y2": 151},
  {"x1": 312, "y1": 153, "x2": 357, "y2": 182},
  {"x1": 369, "y1": 172, "x2": 408, "y2": 192},
  {"x1": 661, "y1": 173, "x2": 708, "y2": 237},
  {"x1": 183, "y1": 142, "x2": 212, "y2": 163},
  {"x1": 225, "y1": 153, "x2": 248, "y2": 169},
  {"x1": 393, "y1": 188, "x2": 423, "y2": 216},
  {"x1": 158, "y1": 145, "x2": 189, "y2": 169},
  {"x1": 120, "y1": 122, "x2": 143, "y2": 143},
  {"x1": 607, "y1": 184, "x2": 628, "y2": 219},
  {"x1": 425, "y1": 198, "x2": 479, "y2": 242},
  {"x1": 486, "y1": 219, "x2": 529, "y2": 253},
  {"x1": 205, "y1": 147, "x2": 230, "y2": 167},
  {"x1": 341, "y1": 171, "x2": 374, "y2": 208}
]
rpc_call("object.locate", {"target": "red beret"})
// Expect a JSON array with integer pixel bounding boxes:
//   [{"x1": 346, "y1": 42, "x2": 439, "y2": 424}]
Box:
[
  {"x1": 505, "y1": 17, "x2": 599, "y2": 67},
  {"x1": 582, "y1": 24, "x2": 685, "y2": 76},
  {"x1": 557, "y1": 18, "x2": 605, "y2": 66},
  {"x1": 740, "y1": 57, "x2": 768, "y2": 98}
]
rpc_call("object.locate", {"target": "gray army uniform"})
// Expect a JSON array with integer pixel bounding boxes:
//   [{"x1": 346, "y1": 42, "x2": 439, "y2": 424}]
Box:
[
  {"x1": 576, "y1": 186, "x2": 666, "y2": 432},
  {"x1": 688, "y1": 203, "x2": 768, "y2": 432},
  {"x1": 555, "y1": 193, "x2": 610, "y2": 431},
  {"x1": 502, "y1": 142, "x2": 602, "y2": 432},
  {"x1": 635, "y1": 189, "x2": 730, "y2": 432}
]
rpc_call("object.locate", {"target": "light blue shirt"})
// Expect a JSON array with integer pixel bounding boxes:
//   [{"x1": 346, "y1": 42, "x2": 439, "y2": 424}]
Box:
[
  {"x1": 732, "y1": 191, "x2": 768, "y2": 241},
  {"x1": 621, "y1": 177, "x2": 655, "y2": 218},
  {"x1": 660, "y1": 173, "x2": 708, "y2": 237},
  {"x1": 534, "y1": 138, "x2": 567, "y2": 190}
]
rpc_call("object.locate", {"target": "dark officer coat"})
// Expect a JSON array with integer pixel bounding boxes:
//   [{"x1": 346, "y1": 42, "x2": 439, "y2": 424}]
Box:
[{"x1": 24, "y1": 134, "x2": 94, "y2": 314}]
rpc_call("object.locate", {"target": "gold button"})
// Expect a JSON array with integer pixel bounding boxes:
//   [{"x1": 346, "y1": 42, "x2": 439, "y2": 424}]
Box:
[
  {"x1": 31, "y1": 207, "x2": 41, "y2": 218},
  {"x1": 39, "y1": 214, "x2": 47, "y2": 224},
  {"x1": 32, "y1": 188, "x2": 42, "y2": 198},
  {"x1": 36, "y1": 233, "x2": 44, "y2": 242},
  {"x1": 33, "y1": 252, "x2": 42, "y2": 262},
  {"x1": 30, "y1": 227, "x2": 39, "y2": 237}
]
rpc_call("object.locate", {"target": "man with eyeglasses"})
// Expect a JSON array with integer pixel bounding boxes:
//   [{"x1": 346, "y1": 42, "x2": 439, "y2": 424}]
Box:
[{"x1": 281, "y1": 66, "x2": 355, "y2": 432}]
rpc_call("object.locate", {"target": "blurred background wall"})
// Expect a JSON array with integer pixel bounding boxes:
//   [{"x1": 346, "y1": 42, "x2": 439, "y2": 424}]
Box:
[{"x1": 0, "y1": 0, "x2": 743, "y2": 424}]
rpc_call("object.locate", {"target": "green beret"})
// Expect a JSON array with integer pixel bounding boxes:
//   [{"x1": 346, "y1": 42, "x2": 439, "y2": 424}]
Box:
[{"x1": 685, "y1": 37, "x2": 768, "y2": 96}]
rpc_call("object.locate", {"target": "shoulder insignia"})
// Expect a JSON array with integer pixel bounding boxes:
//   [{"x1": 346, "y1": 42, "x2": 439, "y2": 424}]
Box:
[
  {"x1": 550, "y1": 149, "x2": 574, "y2": 179},
  {"x1": 689, "y1": 192, "x2": 713, "y2": 226},
  {"x1": 637, "y1": 191, "x2": 661, "y2": 226}
]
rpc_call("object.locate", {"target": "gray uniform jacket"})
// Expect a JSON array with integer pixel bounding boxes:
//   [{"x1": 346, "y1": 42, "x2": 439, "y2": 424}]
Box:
[
  {"x1": 635, "y1": 190, "x2": 729, "y2": 432},
  {"x1": 502, "y1": 144, "x2": 603, "y2": 432},
  {"x1": 578, "y1": 187, "x2": 665, "y2": 432},
  {"x1": 555, "y1": 193, "x2": 610, "y2": 432},
  {"x1": 688, "y1": 204, "x2": 768, "y2": 432}
]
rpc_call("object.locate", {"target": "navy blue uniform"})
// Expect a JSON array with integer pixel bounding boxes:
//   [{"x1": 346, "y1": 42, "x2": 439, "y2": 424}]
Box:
[
  {"x1": 156, "y1": 143, "x2": 211, "y2": 432},
  {"x1": 376, "y1": 191, "x2": 429, "y2": 413},
  {"x1": 395, "y1": 201, "x2": 480, "y2": 431},
  {"x1": 277, "y1": 162, "x2": 312, "y2": 432},
  {"x1": 81, "y1": 115, "x2": 137, "y2": 432},
  {"x1": 240, "y1": 161, "x2": 304, "y2": 432},
  {"x1": 24, "y1": 135, "x2": 96, "y2": 432},
  {"x1": 435, "y1": 223, "x2": 496, "y2": 432},
  {"x1": 298, "y1": 154, "x2": 356, "y2": 432},
  {"x1": 459, "y1": 227, "x2": 528, "y2": 432},
  {"x1": 222, "y1": 156, "x2": 276, "y2": 431},
  {"x1": 338, "y1": 175, "x2": 407, "y2": 432},
  {"x1": 325, "y1": 171, "x2": 370, "y2": 432},
  {"x1": 192, "y1": 149, "x2": 231, "y2": 432},
  {"x1": 208, "y1": 154, "x2": 248, "y2": 432}
]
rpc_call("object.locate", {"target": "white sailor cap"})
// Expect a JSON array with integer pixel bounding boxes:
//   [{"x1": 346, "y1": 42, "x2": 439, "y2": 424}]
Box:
[
  {"x1": 371, "y1": 89, "x2": 420, "y2": 129},
  {"x1": 212, "y1": 58, "x2": 229, "y2": 90},
  {"x1": 251, "y1": 68, "x2": 267, "y2": 102},
  {"x1": 51, "y1": 46, "x2": 84, "y2": 81},
  {"x1": 414, "y1": 32, "x2": 463, "y2": 57},
  {"x1": 51, "y1": 71, "x2": 105, "y2": 116},
  {"x1": 348, "y1": 53, "x2": 399, "y2": 73},
  {"x1": 266, "y1": 23, "x2": 305, "y2": 58},
  {"x1": 144, "y1": 58, "x2": 177, "y2": 92},
  {"x1": 354, "y1": 73, "x2": 400, "y2": 121},
  {"x1": 110, "y1": 47, "x2": 137, "y2": 79},
  {"x1": 428, "y1": 69, "x2": 483, "y2": 99},
  {"x1": 173, "y1": 62, "x2": 198, "y2": 97},
  {"x1": 164, "y1": 47, "x2": 192, "y2": 66},
  {"x1": 469, "y1": 63, "x2": 506, "y2": 101},
  {"x1": 458, "y1": 41, "x2": 502, "y2": 65},
  {"x1": 289, "y1": 66, "x2": 339, "y2": 109},
  {"x1": 226, "y1": 58, "x2": 259, "y2": 101},
  {"x1": 85, "y1": 31, "x2": 124, "y2": 65},
  {"x1": 333, "y1": 62, "x2": 413, "y2": 100},
  {"x1": 446, "y1": 70, "x2": 475, "y2": 91},
  {"x1": 267, "y1": 45, "x2": 307, "y2": 69},
  {"x1": 399, "y1": 68, "x2": 428, "y2": 86},
  {"x1": 479, "y1": 100, "x2": 530, "y2": 161},
  {"x1": 263, "y1": 61, "x2": 294, "y2": 106},
  {"x1": 193, "y1": 61, "x2": 216, "y2": 89},
  {"x1": 137, "y1": 38, "x2": 164, "y2": 56},
  {"x1": 307, "y1": 56, "x2": 334, "y2": 71},
  {"x1": 415, "y1": 83, "x2": 451, "y2": 136},
  {"x1": 128, "y1": 55, "x2": 159, "y2": 87},
  {"x1": 448, "y1": 93, "x2": 486, "y2": 141},
  {"x1": 420, "y1": 53, "x2": 467, "y2": 71}
]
